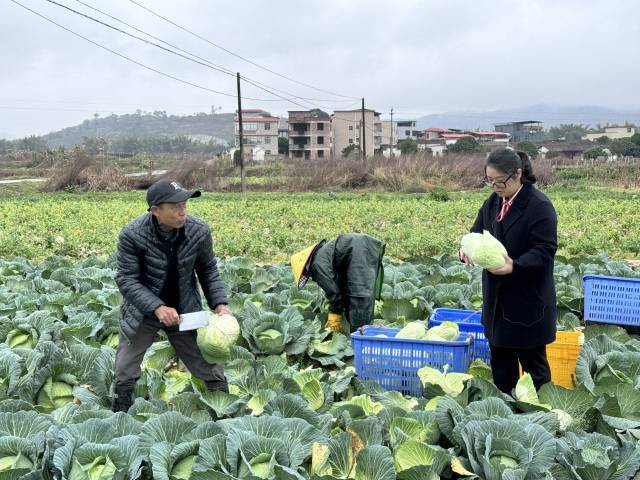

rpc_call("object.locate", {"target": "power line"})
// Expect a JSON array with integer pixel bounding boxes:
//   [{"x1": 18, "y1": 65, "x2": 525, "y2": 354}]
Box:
[
  {"x1": 331, "y1": 113, "x2": 378, "y2": 135},
  {"x1": 128, "y1": 0, "x2": 359, "y2": 101},
  {"x1": 12, "y1": 2, "x2": 382, "y2": 130},
  {"x1": 48, "y1": 0, "x2": 351, "y2": 112},
  {"x1": 239, "y1": 77, "x2": 319, "y2": 112},
  {"x1": 73, "y1": 0, "x2": 233, "y2": 74},
  {"x1": 73, "y1": 0, "x2": 356, "y2": 106},
  {"x1": 8, "y1": 0, "x2": 290, "y2": 102},
  {"x1": 46, "y1": 0, "x2": 292, "y2": 105},
  {"x1": 46, "y1": 0, "x2": 235, "y2": 77}
]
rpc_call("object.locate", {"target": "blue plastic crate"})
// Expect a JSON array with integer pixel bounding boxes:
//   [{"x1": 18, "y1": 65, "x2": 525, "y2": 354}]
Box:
[
  {"x1": 429, "y1": 308, "x2": 490, "y2": 365},
  {"x1": 583, "y1": 275, "x2": 640, "y2": 327},
  {"x1": 351, "y1": 326, "x2": 473, "y2": 397}
]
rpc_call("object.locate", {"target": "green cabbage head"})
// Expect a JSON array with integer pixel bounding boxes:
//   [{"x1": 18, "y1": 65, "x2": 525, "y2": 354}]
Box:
[
  {"x1": 102, "y1": 333, "x2": 119, "y2": 349},
  {"x1": 69, "y1": 456, "x2": 117, "y2": 480},
  {"x1": 36, "y1": 377, "x2": 74, "y2": 412},
  {"x1": 395, "y1": 321, "x2": 427, "y2": 339},
  {"x1": 5, "y1": 328, "x2": 36, "y2": 349},
  {"x1": 0, "y1": 453, "x2": 33, "y2": 472},
  {"x1": 460, "y1": 230, "x2": 507, "y2": 269},
  {"x1": 424, "y1": 321, "x2": 459, "y2": 341},
  {"x1": 197, "y1": 313, "x2": 240, "y2": 362},
  {"x1": 170, "y1": 455, "x2": 197, "y2": 479}
]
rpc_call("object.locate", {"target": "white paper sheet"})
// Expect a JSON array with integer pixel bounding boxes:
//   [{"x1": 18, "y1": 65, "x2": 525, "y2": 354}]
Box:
[{"x1": 178, "y1": 310, "x2": 209, "y2": 331}]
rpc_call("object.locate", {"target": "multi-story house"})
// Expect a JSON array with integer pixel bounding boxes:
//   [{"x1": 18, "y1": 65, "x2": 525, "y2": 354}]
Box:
[
  {"x1": 494, "y1": 121, "x2": 544, "y2": 143},
  {"x1": 396, "y1": 120, "x2": 421, "y2": 142},
  {"x1": 332, "y1": 109, "x2": 382, "y2": 157},
  {"x1": 234, "y1": 109, "x2": 279, "y2": 161},
  {"x1": 288, "y1": 109, "x2": 331, "y2": 160}
]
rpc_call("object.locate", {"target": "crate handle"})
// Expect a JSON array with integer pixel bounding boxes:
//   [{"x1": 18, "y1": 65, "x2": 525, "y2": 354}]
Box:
[{"x1": 461, "y1": 311, "x2": 481, "y2": 323}]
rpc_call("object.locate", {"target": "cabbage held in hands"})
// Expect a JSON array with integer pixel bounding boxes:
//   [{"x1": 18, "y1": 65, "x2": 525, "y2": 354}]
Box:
[
  {"x1": 460, "y1": 230, "x2": 507, "y2": 269},
  {"x1": 197, "y1": 313, "x2": 240, "y2": 362}
]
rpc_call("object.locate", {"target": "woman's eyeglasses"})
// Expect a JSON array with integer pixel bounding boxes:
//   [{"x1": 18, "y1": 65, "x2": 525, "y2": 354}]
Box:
[{"x1": 483, "y1": 172, "x2": 515, "y2": 189}]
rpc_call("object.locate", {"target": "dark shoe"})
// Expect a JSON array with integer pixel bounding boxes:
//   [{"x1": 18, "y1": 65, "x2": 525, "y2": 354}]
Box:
[
  {"x1": 111, "y1": 387, "x2": 134, "y2": 413},
  {"x1": 205, "y1": 379, "x2": 229, "y2": 393}
]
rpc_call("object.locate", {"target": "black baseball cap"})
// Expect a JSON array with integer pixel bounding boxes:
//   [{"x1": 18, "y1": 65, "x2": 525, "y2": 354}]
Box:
[{"x1": 146, "y1": 180, "x2": 201, "y2": 209}]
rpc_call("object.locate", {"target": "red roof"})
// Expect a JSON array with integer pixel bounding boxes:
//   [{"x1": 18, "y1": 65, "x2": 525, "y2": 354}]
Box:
[
  {"x1": 441, "y1": 133, "x2": 473, "y2": 139},
  {"x1": 426, "y1": 127, "x2": 451, "y2": 133}
]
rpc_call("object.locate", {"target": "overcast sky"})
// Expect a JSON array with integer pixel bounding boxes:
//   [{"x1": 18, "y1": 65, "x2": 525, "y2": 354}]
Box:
[{"x1": 1, "y1": 0, "x2": 639, "y2": 137}]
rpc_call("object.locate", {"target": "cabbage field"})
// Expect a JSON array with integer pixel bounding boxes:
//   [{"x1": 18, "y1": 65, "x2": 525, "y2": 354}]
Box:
[{"x1": 0, "y1": 252, "x2": 639, "y2": 480}]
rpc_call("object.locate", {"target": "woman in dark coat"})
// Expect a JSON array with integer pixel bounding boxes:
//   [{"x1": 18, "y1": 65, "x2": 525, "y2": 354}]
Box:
[{"x1": 460, "y1": 148, "x2": 558, "y2": 393}]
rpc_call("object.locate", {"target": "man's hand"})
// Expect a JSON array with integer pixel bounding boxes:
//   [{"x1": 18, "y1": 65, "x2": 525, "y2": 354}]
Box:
[
  {"x1": 154, "y1": 305, "x2": 180, "y2": 326},
  {"x1": 488, "y1": 254, "x2": 514, "y2": 276},
  {"x1": 214, "y1": 304, "x2": 233, "y2": 316},
  {"x1": 459, "y1": 248, "x2": 475, "y2": 266}
]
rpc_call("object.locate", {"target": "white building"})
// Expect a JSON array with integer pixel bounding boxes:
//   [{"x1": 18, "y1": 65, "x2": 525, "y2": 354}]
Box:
[
  {"x1": 234, "y1": 109, "x2": 279, "y2": 161},
  {"x1": 583, "y1": 125, "x2": 638, "y2": 141},
  {"x1": 332, "y1": 109, "x2": 382, "y2": 157},
  {"x1": 396, "y1": 120, "x2": 421, "y2": 141}
]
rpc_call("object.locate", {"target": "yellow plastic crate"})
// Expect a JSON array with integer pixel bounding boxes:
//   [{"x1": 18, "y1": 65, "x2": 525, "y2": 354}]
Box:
[
  {"x1": 519, "y1": 330, "x2": 584, "y2": 389},
  {"x1": 546, "y1": 331, "x2": 584, "y2": 388}
]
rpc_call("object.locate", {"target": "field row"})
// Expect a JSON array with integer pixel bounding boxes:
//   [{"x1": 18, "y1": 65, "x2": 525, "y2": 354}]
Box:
[{"x1": 0, "y1": 187, "x2": 638, "y2": 261}]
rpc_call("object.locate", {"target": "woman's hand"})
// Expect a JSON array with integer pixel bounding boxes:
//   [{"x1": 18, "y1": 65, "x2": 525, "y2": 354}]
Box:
[
  {"x1": 488, "y1": 254, "x2": 513, "y2": 275},
  {"x1": 459, "y1": 248, "x2": 475, "y2": 266}
]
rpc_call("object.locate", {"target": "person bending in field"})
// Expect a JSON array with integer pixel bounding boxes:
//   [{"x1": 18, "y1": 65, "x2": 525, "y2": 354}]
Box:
[
  {"x1": 290, "y1": 234, "x2": 385, "y2": 333},
  {"x1": 111, "y1": 179, "x2": 233, "y2": 412}
]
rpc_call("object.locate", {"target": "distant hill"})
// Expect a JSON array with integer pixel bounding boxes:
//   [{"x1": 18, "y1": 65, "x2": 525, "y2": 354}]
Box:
[
  {"x1": 415, "y1": 105, "x2": 640, "y2": 131},
  {"x1": 41, "y1": 112, "x2": 235, "y2": 148},
  {"x1": 11, "y1": 105, "x2": 640, "y2": 148}
]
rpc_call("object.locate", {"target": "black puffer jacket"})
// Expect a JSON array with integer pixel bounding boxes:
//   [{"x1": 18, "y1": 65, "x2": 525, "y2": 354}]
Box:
[{"x1": 116, "y1": 213, "x2": 228, "y2": 342}]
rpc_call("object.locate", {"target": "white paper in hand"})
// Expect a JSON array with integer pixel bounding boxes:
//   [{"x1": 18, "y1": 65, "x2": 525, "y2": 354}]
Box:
[{"x1": 179, "y1": 310, "x2": 209, "y2": 331}]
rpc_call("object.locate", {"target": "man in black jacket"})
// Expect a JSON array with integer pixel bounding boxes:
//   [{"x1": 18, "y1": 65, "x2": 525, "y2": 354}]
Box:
[
  {"x1": 112, "y1": 180, "x2": 233, "y2": 412},
  {"x1": 290, "y1": 233, "x2": 385, "y2": 333}
]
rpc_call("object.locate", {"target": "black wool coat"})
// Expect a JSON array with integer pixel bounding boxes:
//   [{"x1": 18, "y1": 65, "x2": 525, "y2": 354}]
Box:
[{"x1": 470, "y1": 181, "x2": 557, "y2": 349}]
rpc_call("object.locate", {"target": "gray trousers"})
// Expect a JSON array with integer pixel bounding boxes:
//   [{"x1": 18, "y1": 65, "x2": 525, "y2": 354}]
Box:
[{"x1": 114, "y1": 319, "x2": 226, "y2": 390}]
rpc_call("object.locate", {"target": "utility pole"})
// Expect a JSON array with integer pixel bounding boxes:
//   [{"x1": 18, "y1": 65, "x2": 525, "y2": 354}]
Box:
[
  {"x1": 361, "y1": 97, "x2": 366, "y2": 159},
  {"x1": 236, "y1": 72, "x2": 246, "y2": 193},
  {"x1": 390, "y1": 107, "x2": 394, "y2": 158}
]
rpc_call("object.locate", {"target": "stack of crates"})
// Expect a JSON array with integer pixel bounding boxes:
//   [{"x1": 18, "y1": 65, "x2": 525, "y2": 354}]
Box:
[
  {"x1": 545, "y1": 331, "x2": 584, "y2": 387},
  {"x1": 428, "y1": 308, "x2": 584, "y2": 389},
  {"x1": 351, "y1": 326, "x2": 473, "y2": 397}
]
